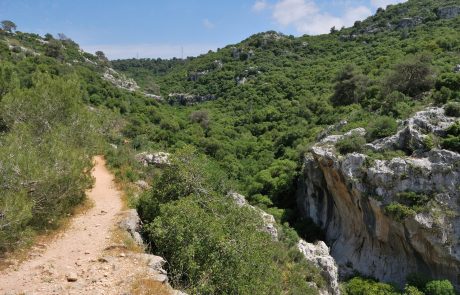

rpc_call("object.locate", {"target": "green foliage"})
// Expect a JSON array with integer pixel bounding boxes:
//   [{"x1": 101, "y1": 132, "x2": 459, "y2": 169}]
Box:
[
  {"x1": 382, "y1": 54, "x2": 434, "y2": 98},
  {"x1": 366, "y1": 116, "x2": 398, "y2": 141},
  {"x1": 441, "y1": 121, "x2": 460, "y2": 153},
  {"x1": 384, "y1": 202, "x2": 416, "y2": 221},
  {"x1": 436, "y1": 73, "x2": 460, "y2": 92},
  {"x1": 444, "y1": 102, "x2": 460, "y2": 117},
  {"x1": 396, "y1": 191, "x2": 431, "y2": 213},
  {"x1": 330, "y1": 64, "x2": 369, "y2": 106},
  {"x1": 344, "y1": 276, "x2": 457, "y2": 295},
  {"x1": 139, "y1": 147, "x2": 322, "y2": 294},
  {"x1": 424, "y1": 280, "x2": 455, "y2": 295},
  {"x1": 336, "y1": 133, "x2": 366, "y2": 154},
  {"x1": 1, "y1": 20, "x2": 17, "y2": 33},
  {"x1": 0, "y1": 73, "x2": 98, "y2": 251},
  {"x1": 404, "y1": 285, "x2": 425, "y2": 295},
  {"x1": 344, "y1": 277, "x2": 399, "y2": 295}
]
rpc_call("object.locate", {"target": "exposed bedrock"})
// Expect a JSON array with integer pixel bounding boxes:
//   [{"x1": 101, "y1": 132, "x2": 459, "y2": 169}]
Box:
[{"x1": 296, "y1": 107, "x2": 460, "y2": 289}]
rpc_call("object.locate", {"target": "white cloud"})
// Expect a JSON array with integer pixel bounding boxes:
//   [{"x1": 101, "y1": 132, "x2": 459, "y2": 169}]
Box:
[
  {"x1": 370, "y1": 0, "x2": 407, "y2": 8},
  {"x1": 252, "y1": 0, "x2": 269, "y2": 12},
  {"x1": 81, "y1": 43, "x2": 223, "y2": 60},
  {"x1": 273, "y1": 0, "x2": 318, "y2": 26},
  {"x1": 344, "y1": 5, "x2": 373, "y2": 24},
  {"x1": 270, "y1": 0, "x2": 373, "y2": 35},
  {"x1": 202, "y1": 18, "x2": 215, "y2": 29}
]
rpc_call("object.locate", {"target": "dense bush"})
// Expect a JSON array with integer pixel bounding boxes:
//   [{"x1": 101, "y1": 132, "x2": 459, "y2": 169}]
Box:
[
  {"x1": 330, "y1": 64, "x2": 369, "y2": 106},
  {"x1": 344, "y1": 276, "x2": 456, "y2": 295},
  {"x1": 138, "y1": 147, "x2": 323, "y2": 294},
  {"x1": 382, "y1": 54, "x2": 434, "y2": 98},
  {"x1": 441, "y1": 121, "x2": 460, "y2": 153},
  {"x1": 384, "y1": 202, "x2": 416, "y2": 222},
  {"x1": 444, "y1": 102, "x2": 460, "y2": 117},
  {"x1": 0, "y1": 73, "x2": 97, "y2": 251},
  {"x1": 344, "y1": 277, "x2": 399, "y2": 295},
  {"x1": 366, "y1": 116, "x2": 398, "y2": 141},
  {"x1": 424, "y1": 280, "x2": 455, "y2": 295},
  {"x1": 336, "y1": 133, "x2": 366, "y2": 154}
]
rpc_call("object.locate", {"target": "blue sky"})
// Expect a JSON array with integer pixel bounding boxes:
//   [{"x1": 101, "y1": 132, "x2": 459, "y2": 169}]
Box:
[{"x1": 0, "y1": 0, "x2": 406, "y2": 59}]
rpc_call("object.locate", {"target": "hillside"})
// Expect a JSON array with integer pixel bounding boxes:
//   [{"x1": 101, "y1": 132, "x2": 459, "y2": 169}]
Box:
[
  {"x1": 112, "y1": 0, "x2": 460, "y2": 293},
  {"x1": 0, "y1": 0, "x2": 459, "y2": 294}
]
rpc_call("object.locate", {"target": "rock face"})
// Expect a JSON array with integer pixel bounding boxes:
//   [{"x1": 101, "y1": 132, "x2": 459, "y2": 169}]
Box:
[
  {"x1": 228, "y1": 192, "x2": 340, "y2": 294},
  {"x1": 397, "y1": 17, "x2": 421, "y2": 29},
  {"x1": 135, "y1": 152, "x2": 170, "y2": 167},
  {"x1": 103, "y1": 68, "x2": 139, "y2": 92},
  {"x1": 298, "y1": 240, "x2": 340, "y2": 295},
  {"x1": 455, "y1": 64, "x2": 460, "y2": 73},
  {"x1": 437, "y1": 6, "x2": 460, "y2": 19},
  {"x1": 119, "y1": 209, "x2": 144, "y2": 247},
  {"x1": 297, "y1": 107, "x2": 460, "y2": 289},
  {"x1": 366, "y1": 107, "x2": 456, "y2": 152}
]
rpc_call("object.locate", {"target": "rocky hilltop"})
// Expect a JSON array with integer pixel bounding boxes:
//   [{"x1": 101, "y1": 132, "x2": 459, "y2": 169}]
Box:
[{"x1": 297, "y1": 107, "x2": 460, "y2": 289}]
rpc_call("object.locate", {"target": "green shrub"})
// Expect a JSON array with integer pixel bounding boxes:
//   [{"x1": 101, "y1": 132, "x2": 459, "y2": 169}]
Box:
[
  {"x1": 441, "y1": 121, "x2": 460, "y2": 153},
  {"x1": 444, "y1": 102, "x2": 460, "y2": 117},
  {"x1": 367, "y1": 116, "x2": 398, "y2": 141},
  {"x1": 404, "y1": 285, "x2": 425, "y2": 295},
  {"x1": 396, "y1": 192, "x2": 430, "y2": 212},
  {"x1": 425, "y1": 280, "x2": 455, "y2": 295},
  {"x1": 139, "y1": 147, "x2": 323, "y2": 294},
  {"x1": 432, "y1": 87, "x2": 452, "y2": 105},
  {"x1": 384, "y1": 202, "x2": 416, "y2": 221},
  {"x1": 336, "y1": 133, "x2": 366, "y2": 154},
  {"x1": 147, "y1": 195, "x2": 284, "y2": 294},
  {"x1": 382, "y1": 54, "x2": 434, "y2": 98},
  {"x1": 344, "y1": 277, "x2": 399, "y2": 295},
  {"x1": 330, "y1": 64, "x2": 369, "y2": 106},
  {"x1": 436, "y1": 73, "x2": 460, "y2": 91},
  {"x1": 0, "y1": 73, "x2": 97, "y2": 252}
]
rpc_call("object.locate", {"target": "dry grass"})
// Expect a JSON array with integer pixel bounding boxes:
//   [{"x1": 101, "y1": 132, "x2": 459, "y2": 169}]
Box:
[
  {"x1": 131, "y1": 275, "x2": 174, "y2": 295},
  {"x1": 108, "y1": 222, "x2": 144, "y2": 254}
]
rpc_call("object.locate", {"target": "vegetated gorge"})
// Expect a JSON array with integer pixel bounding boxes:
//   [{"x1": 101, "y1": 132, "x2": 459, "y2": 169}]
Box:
[{"x1": 0, "y1": 0, "x2": 460, "y2": 294}]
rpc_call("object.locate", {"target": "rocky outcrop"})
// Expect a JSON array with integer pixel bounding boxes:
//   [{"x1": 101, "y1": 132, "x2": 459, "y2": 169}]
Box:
[
  {"x1": 188, "y1": 70, "x2": 209, "y2": 81},
  {"x1": 167, "y1": 93, "x2": 217, "y2": 105},
  {"x1": 298, "y1": 240, "x2": 340, "y2": 295},
  {"x1": 229, "y1": 192, "x2": 340, "y2": 294},
  {"x1": 297, "y1": 107, "x2": 460, "y2": 289},
  {"x1": 437, "y1": 6, "x2": 460, "y2": 19},
  {"x1": 103, "y1": 68, "x2": 139, "y2": 92},
  {"x1": 455, "y1": 64, "x2": 460, "y2": 73},
  {"x1": 228, "y1": 192, "x2": 278, "y2": 240},
  {"x1": 366, "y1": 107, "x2": 456, "y2": 152},
  {"x1": 135, "y1": 152, "x2": 170, "y2": 167},
  {"x1": 397, "y1": 17, "x2": 422, "y2": 29},
  {"x1": 119, "y1": 209, "x2": 144, "y2": 247}
]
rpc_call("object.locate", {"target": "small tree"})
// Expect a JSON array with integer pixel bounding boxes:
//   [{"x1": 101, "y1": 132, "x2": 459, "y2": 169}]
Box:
[
  {"x1": 44, "y1": 40, "x2": 63, "y2": 60},
  {"x1": 382, "y1": 54, "x2": 434, "y2": 98},
  {"x1": 95, "y1": 51, "x2": 108, "y2": 62},
  {"x1": 1, "y1": 20, "x2": 17, "y2": 33},
  {"x1": 44, "y1": 33, "x2": 54, "y2": 41},
  {"x1": 330, "y1": 64, "x2": 369, "y2": 106},
  {"x1": 57, "y1": 33, "x2": 69, "y2": 41}
]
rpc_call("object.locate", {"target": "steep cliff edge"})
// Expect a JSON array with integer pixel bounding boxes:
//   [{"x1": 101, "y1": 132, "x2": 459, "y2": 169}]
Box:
[{"x1": 297, "y1": 107, "x2": 460, "y2": 289}]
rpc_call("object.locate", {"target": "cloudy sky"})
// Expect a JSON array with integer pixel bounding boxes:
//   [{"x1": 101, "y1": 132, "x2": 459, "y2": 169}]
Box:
[{"x1": 0, "y1": 0, "x2": 406, "y2": 59}]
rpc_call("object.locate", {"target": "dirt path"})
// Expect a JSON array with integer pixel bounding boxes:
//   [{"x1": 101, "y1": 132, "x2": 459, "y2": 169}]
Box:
[{"x1": 0, "y1": 156, "x2": 175, "y2": 295}]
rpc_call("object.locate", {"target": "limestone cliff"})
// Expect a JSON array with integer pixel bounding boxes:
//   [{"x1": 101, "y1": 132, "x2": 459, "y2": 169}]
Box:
[{"x1": 297, "y1": 107, "x2": 460, "y2": 289}]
